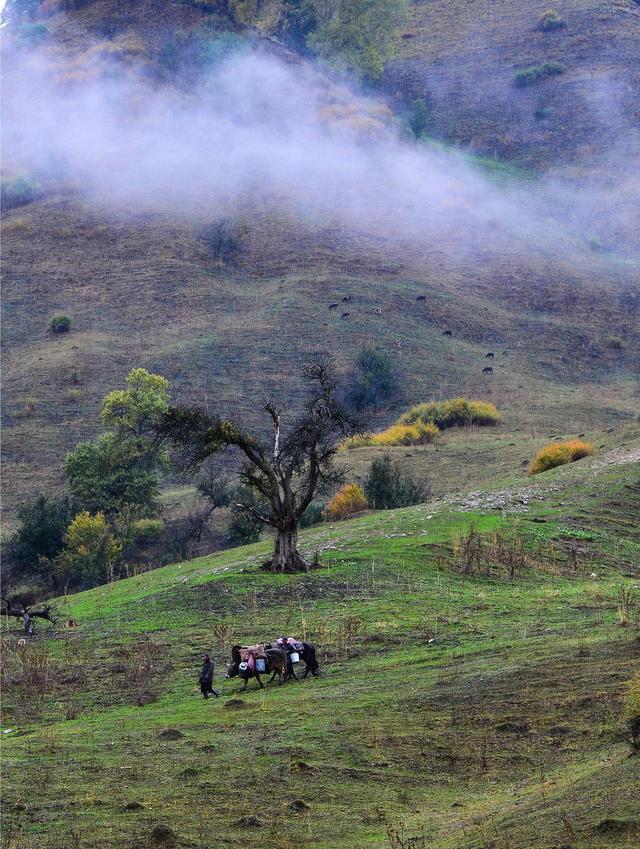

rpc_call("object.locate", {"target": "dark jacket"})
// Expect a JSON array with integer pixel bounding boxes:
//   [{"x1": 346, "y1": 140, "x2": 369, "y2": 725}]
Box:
[{"x1": 199, "y1": 660, "x2": 214, "y2": 684}]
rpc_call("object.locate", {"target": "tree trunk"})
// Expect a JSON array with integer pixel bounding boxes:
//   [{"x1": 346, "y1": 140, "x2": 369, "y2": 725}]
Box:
[{"x1": 263, "y1": 524, "x2": 310, "y2": 573}]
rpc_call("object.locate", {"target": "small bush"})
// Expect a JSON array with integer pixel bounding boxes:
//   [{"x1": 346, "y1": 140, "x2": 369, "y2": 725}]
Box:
[
  {"x1": 327, "y1": 483, "x2": 367, "y2": 520},
  {"x1": 299, "y1": 502, "x2": 325, "y2": 528},
  {"x1": 528, "y1": 439, "x2": 594, "y2": 475},
  {"x1": 49, "y1": 314, "x2": 71, "y2": 334},
  {"x1": 538, "y1": 10, "x2": 565, "y2": 31},
  {"x1": 399, "y1": 398, "x2": 501, "y2": 429},
  {"x1": 607, "y1": 336, "x2": 625, "y2": 350},
  {"x1": 364, "y1": 455, "x2": 430, "y2": 509},
  {"x1": 198, "y1": 218, "x2": 242, "y2": 262},
  {"x1": 346, "y1": 347, "x2": 401, "y2": 411},
  {"x1": 514, "y1": 62, "x2": 565, "y2": 88},
  {"x1": 1, "y1": 173, "x2": 39, "y2": 210}
]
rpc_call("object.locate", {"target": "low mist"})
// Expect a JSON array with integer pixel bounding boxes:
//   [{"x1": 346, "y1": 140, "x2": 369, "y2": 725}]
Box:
[{"x1": 2, "y1": 40, "x2": 639, "y2": 261}]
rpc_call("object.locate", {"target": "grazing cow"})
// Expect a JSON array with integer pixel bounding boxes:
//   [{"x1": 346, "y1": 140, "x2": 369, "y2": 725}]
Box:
[
  {"x1": 342, "y1": 296, "x2": 352, "y2": 302},
  {"x1": 483, "y1": 366, "x2": 493, "y2": 374},
  {"x1": 341, "y1": 312, "x2": 350, "y2": 318},
  {"x1": 485, "y1": 352, "x2": 495, "y2": 359},
  {"x1": 442, "y1": 330, "x2": 452, "y2": 337},
  {"x1": 372, "y1": 308, "x2": 382, "y2": 315},
  {"x1": 226, "y1": 645, "x2": 287, "y2": 692},
  {"x1": 416, "y1": 295, "x2": 426, "y2": 302},
  {"x1": 328, "y1": 303, "x2": 339, "y2": 310}
]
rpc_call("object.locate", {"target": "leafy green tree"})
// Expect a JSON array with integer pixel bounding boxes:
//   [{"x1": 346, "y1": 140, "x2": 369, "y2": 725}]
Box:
[
  {"x1": 364, "y1": 454, "x2": 430, "y2": 509},
  {"x1": 347, "y1": 347, "x2": 400, "y2": 411},
  {"x1": 56, "y1": 512, "x2": 122, "y2": 589},
  {"x1": 65, "y1": 369, "x2": 170, "y2": 519},
  {"x1": 10, "y1": 494, "x2": 76, "y2": 578},
  {"x1": 284, "y1": 0, "x2": 408, "y2": 78}
]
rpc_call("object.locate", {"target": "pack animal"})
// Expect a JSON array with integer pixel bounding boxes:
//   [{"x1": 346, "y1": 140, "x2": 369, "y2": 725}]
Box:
[
  {"x1": 442, "y1": 330, "x2": 452, "y2": 337},
  {"x1": 226, "y1": 645, "x2": 286, "y2": 692},
  {"x1": 328, "y1": 303, "x2": 339, "y2": 310},
  {"x1": 485, "y1": 352, "x2": 495, "y2": 358},
  {"x1": 483, "y1": 366, "x2": 493, "y2": 374},
  {"x1": 416, "y1": 295, "x2": 426, "y2": 302},
  {"x1": 267, "y1": 640, "x2": 320, "y2": 680}
]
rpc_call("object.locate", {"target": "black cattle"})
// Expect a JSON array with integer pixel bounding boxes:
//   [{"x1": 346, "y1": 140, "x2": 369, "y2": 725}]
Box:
[
  {"x1": 342, "y1": 296, "x2": 352, "y2": 302},
  {"x1": 483, "y1": 366, "x2": 493, "y2": 374},
  {"x1": 341, "y1": 312, "x2": 350, "y2": 318},
  {"x1": 416, "y1": 295, "x2": 426, "y2": 302},
  {"x1": 442, "y1": 330, "x2": 452, "y2": 337},
  {"x1": 485, "y1": 352, "x2": 495, "y2": 359},
  {"x1": 328, "y1": 303, "x2": 339, "y2": 310}
]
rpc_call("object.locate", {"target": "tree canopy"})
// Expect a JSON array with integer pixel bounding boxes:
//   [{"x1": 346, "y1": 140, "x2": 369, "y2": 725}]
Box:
[{"x1": 157, "y1": 361, "x2": 358, "y2": 571}]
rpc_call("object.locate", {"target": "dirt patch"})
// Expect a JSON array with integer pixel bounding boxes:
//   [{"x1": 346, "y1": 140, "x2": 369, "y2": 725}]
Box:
[{"x1": 158, "y1": 728, "x2": 184, "y2": 740}]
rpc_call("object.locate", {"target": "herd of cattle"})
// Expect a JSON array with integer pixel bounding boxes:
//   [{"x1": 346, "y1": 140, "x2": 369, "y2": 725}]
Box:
[{"x1": 326, "y1": 294, "x2": 509, "y2": 373}]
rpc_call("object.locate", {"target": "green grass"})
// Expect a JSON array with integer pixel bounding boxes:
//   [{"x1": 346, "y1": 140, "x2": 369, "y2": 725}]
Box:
[{"x1": 2, "y1": 448, "x2": 639, "y2": 848}]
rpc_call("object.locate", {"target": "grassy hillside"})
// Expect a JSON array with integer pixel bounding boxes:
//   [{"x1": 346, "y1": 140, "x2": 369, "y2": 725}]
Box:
[
  {"x1": 385, "y1": 0, "x2": 640, "y2": 167},
  {"x1": 2, "y1": 442, "x2": 639, "y2": 848},
  {"x1": 1, "y1": 0, "x2": 640, "y2": 518}
]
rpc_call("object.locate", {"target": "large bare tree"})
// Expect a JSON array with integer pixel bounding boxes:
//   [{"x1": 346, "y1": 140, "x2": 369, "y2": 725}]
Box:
[{"x1": 156, "y1": 362, "x2": 357, "y2": 572}]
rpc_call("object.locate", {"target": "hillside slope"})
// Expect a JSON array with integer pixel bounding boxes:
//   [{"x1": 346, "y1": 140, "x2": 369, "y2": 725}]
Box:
[
  {"x1": 1, "y1": 0, "x2": 640, "y2": 517},
  {"x1": 2, "y1": 444, "x2": 640, "y2": 848}
]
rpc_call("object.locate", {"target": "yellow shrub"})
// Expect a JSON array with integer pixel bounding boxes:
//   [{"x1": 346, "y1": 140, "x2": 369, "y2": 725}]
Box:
[
  {"x1": 528, "y1": 439, "x2": 594, "y2": 475},
  {"x1": 327, "y1": 483, "x2": 368, "y2": 520},
  {"x1": 399, "y1": 398, "x2": 501, "y2": 429},
  {"x1": 371, "y1": 421, "x2": 439, "y2": 447}
]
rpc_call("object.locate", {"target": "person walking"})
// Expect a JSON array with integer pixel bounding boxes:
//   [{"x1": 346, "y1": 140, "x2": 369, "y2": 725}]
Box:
[{"x1": 199, "y1": 653, "x2": 218, "y2": 699}]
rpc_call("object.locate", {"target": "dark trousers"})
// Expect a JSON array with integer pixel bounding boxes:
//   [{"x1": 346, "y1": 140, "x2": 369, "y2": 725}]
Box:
[{"x1": 200, "y1": 681, "x2": 218, "y2": 698}]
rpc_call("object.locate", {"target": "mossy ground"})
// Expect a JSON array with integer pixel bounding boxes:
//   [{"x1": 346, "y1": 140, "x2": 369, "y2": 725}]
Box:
[{"x1": 2, "y1": 439, "x2": 639, "y2": 849}]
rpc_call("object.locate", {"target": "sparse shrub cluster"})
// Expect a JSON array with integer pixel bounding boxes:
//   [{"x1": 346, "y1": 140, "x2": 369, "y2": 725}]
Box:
[
  {"x1": 513, "y1": 62, "x2": 565, "y2": 88},
  {"x1": 538, "y1": 9, "x2": 565, "y2": 31},
  {"x1": 49, "y1": 314, "x2": 71, "y2": 333},
  {"x1": 607, "y1": 335, "x2": 625, "y2": 350},
  {"x1": 451, "y1": 525, "x2": 537, "y2": 579},
  {"x1": 364, "y1": 455, "x2": 430, "y2": 509},
  {"x1": 528, "y1": 439, "x2": 594, "y2": 475},
  {"x1": 399, "y1": 398, "x2": 501, "y2": 429},
  {"x1": 341, "y1": 398, "x2": 499, "y2": 450},
  {"x1": 327, "y1": 483, "x2": 367, "y2": 519}
]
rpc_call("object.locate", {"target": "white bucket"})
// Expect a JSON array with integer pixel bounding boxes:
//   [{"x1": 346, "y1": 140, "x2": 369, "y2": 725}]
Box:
[{"x1": 290, "y1": 652, "x2": 300, "y2": 664}]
